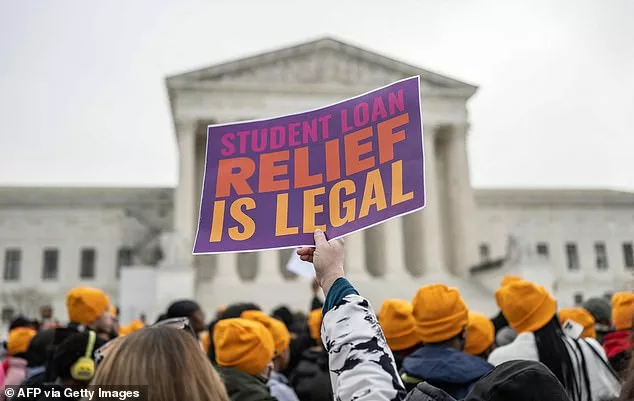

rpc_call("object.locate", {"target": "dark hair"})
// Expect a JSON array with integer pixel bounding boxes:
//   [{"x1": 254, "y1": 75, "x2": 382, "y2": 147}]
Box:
[
  {"x1": 219, "y1": 303, "x2": 260, "y2": 319},
  {"x1": 272, "y1": 306, "x2": 295, "y2": 329},
  {"x1": 49, "y1": 331, "x2": 95, "y2": 382},
  {"x1": 25, "y1": 329, "x2": 56, "y2": 367},
  {"x1": 9, "y1": 316, "x2": 33, "y2": 330},
  {"x1": 534, "y1": 316, "x2": 585, "y2": 401},
  {"x1": 166, "y1": 300, "x2": 201, "y2": 319}
]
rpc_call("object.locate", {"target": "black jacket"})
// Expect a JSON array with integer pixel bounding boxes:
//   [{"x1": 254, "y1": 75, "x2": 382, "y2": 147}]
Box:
[{"x1": 289, "y1": 348, "x2": 332, "y2": 401}]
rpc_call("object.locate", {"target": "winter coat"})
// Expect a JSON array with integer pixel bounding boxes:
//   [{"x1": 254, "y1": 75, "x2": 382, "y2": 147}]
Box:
[
  {"x1": 403, "y1": 383, "x2": 457, "y2": 401},
  {"x1": 1, "y1": 357, "x2": 27, "y2": 400},
  {"x1": 400, "y1": 346, "x2": 494, "y2": 399},
  {"x1": 268, "y1": 371, "x2": 299, "y2": 401},
  {"x1": 488, "y1": 332, "x2": 620, "y2": 401},
  {"x1": 322, "y1": 294, "x2": 408, "y2": 401},
  {"x1": 289, "y1": 348, "x2": 331, "y2": 401},
  {"x1": 215, "y1": 365, "x2": 277, "y2": 401}
]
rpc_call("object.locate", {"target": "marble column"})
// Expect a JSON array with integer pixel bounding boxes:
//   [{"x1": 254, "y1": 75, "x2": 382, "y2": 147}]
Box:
[
  {"x1": 258, "y1": 250, "x2": 282, "y2": 284},
  {"x1": 442, "y1": 124, "x2": 478, "y2": 276},
  {"x1": 420, "y1": 125, "x2": 446, "y2": 276},
  {"x1": 174, "y1": 119, "x2": 197, "y2": 267},
  {"x1": 344, "y1": 231, "x2": 366, "y2": 280},
  {"x1": 382, "y1": 218, "x2": 409, "y2": 279},
  {"x1": 215, "y1": 253, "x2": 239, "y2": 283}
]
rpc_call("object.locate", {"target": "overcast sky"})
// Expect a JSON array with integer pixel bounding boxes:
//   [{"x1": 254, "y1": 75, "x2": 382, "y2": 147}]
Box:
[{"x1": 1, "y1": 0, "x2": 633, "y2": 190}]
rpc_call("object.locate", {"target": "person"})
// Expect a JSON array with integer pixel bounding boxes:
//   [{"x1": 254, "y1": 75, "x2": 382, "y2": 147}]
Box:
[
  {"x1": 39, "y1": 306, "x2": 59, "y2": 331},
  {"x1": 603, "y1": 292, "x2": 634, "y2": 378},
  {"x1": 165, "y1": 300, "x2": 206, "y2": 336},
  {"x1": 106, "y1": 306, "x2": 120, "y2": 340},
  {"x1": 400, "y1": 284, "x2": 494, "y2": 398},
  {"x1": 489, "y1": 279, "x2": 621, "y2": 401},
  {"x1": 290, "y1": 309, "x2": 332, "y2": 401},
  {"x1": 213, "y1": 318, "x2": 276, "y2": 401},
  {"x1": 584, "y1": 297, "x2": 613, "y2": 344},
  {"x1": 1, "y1": 327, "x2": 36, "y2": 398},
  {"x1": 491, "y1": 275, "x2": 522, "y2": 334},
  {"x1": 65, "y1": 287, "x2": 113, "y2": 346},
  {"x1": 558, "y1": 308, "x2": 597, "y2": 339},
  {"x1": 378, "y1": 299, "x2": 423, "y2": 370},
  {"x1": 207, "y1": 302, "x2": 261, "y2": 363},
  {"x1": 242, "y1": 310, "x2": 299, "y2": 401},
  {"x1": 464, "y1": 312, "x2": 496, "y2": 360},
  {"x1": 297, "y1": 229, "x2": 407, "y2": 401},
  {"x1": 90, "y1": 325, "x2": 230, "y2": 401}
]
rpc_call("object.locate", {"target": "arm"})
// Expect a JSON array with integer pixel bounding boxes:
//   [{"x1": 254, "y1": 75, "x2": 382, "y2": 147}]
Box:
[{"x1": 298, "y1": 231, "x2": 407, "y2": 401}]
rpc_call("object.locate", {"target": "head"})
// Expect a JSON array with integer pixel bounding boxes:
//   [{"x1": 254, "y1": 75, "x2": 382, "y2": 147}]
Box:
[
  {"x1": 411, "y1": 284, "x2": 469, "y2": 350},
  {"x1": 495, "y1": 279, "x2": 557, "y2": 335},
  {"x1": 583, "y1": 297, "x2": 612, "y2": 326},
  {"x1": 9, "y1": 315, "x2": 35, "y2": 331},
  {"x1": 7, "y1": 327, "x2": 37, "y2": 358},
  {"x1": 219, "y1": 302, "x2": 261, "y2": 319},
  {"x1": 214, "y1": 318, "x2": 275, "y2": 381},
  {"x1": 308, "y1": 309, "x2": 323, "y2": 345},
  {"x1": 48, "y1": 331, "x2": 98, "y2": 387},
  {"x1": 558, "y1": 308, "x2": 596, "y2": 339},
  {"x1": 66, "y1": 287, "x2": 113, "y2": 333},
  {"x1": 166, "y1": 300, "x2": 205, "y2": 333},
  {"x1": 271, "y1": 306, "x2": 295, "y2": 329},
  {"x1": 378, "y1": 299, "x2": 422, "y2": 353},
  {"x1": 612, "y1": 292, "x2": 634, "y2": 332},
  {"x1": 92, "y1": 326, "x2": 229, "y2": 401},
  {"x1": 464, "y1": 312, "x2": 496, "y2": 359},
  {"x1": 41, "y1": 305, "x2": 54, "y2": 320},
  {"x1": 241, "y1": 310, "x2": 292, "y2": 372}
]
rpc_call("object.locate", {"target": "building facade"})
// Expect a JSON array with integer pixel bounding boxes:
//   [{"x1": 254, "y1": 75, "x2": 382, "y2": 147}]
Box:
[{"x1": 1, "y1": 38, "x2": 632, "y2": 328}]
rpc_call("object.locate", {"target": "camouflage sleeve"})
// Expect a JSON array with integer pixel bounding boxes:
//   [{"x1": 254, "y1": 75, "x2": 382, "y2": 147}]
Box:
[{"x1": 322, "y1": 294, "x2": 407, "y2": 401}]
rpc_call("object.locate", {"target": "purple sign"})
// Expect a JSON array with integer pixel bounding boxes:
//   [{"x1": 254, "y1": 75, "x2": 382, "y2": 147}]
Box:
[{"x1": 193, "y1": 76, "x2": 426, "y2": 254}]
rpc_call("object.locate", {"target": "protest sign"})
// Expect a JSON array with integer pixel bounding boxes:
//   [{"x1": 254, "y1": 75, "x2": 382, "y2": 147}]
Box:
[{"x1": 193, "y1": 76, "x2": 425, "y2": 254}]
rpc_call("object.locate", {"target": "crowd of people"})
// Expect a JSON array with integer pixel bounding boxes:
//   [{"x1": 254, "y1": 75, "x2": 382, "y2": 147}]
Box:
[{"x1": 1, "y1": 229, "x2": 633, "y2": 400}]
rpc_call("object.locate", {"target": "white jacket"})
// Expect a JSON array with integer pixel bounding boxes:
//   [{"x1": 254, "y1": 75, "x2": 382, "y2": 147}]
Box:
[{"x1": 488, "y1": 332, "x2": 620, "y2": 401}]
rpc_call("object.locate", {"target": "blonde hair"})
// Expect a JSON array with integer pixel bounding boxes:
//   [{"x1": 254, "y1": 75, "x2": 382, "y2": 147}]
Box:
[{"x1": 91, "y1": 326, "x2": 229, "y2": 401}]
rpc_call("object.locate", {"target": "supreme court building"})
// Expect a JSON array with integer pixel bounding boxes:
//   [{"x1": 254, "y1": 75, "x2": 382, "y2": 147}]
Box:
[{"x1": 2, "y1": 38, "x2": 633, "y2": 326}]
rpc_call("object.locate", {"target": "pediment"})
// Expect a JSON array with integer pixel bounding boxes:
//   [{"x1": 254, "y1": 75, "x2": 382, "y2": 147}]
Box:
[{"x1": 167, "y1": 38, "x2": 477, "y2": 94}]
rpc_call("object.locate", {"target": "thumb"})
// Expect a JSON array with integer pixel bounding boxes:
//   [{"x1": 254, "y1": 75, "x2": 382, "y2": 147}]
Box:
[{"x1": 314, "y1": 229, "x2": 328, "y2": 246}]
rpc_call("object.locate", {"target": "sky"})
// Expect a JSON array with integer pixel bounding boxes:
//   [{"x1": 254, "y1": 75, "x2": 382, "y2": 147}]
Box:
[{"x1": 1, "y1": 0, "x2": 633, "y2": 190}]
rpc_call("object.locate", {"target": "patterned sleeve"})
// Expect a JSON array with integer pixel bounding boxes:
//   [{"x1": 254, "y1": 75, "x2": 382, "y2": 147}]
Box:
[{"x1": 322, "y1": 294, "x2": 407, "y2": 401}]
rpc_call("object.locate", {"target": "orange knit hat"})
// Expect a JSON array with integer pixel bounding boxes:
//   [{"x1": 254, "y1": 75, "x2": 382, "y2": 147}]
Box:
[
  {"x1": 496, "y1": 280, "x2": 557, "y2": 333},
  {"x1": 66, "y1": 287, "x2": 110, "y2": 325},
  {"x1": 612, "y1": 292, "x2": 634, "y2": 331},
  {"x1": 308, "y1": 309, "x2": 322, "y2": 341},
  {"x1": 464, "y1": 312, "x2": 495, "y2": 356},
  {"x1": 378, "y1": 299, "x2": 421, "y2": 351},
  {"x1": 7, "y1": 327, "x2": 37, "y2": 356},
  {"x1": 214, "y1": 318, "x2": 274, "y2": 375},
  {"x1": 500, "y1": 275, "x2": 522, "y2": 287},
  {"x1": 241, "y1": 310, "x2": 291, "y2": 356},
  {"x1": 558, "y1": 308, "x2": 596, "y2": 339},
  {"x1": 412, "y1": 284, "x2": 469, "y2": 343}
]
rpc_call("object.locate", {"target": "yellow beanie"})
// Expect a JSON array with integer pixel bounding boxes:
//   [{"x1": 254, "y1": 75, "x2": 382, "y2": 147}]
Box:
[
  {"x1": 7, "y1": 327, "x2": 37, "y2": 356},
  {"x1": 412, "y1": 284, "x2": 469, "y2": 343},
  {"x1": 214, "y1": 318, "x2": 274, "y2": 375},
  {"x1": 500, "y1": 275, "x2": 522, "y2": 287},
  {"x1": 612, "y1": 292, "x2": 634, "y2": 331},
  {"x1": 378, "y1": 299, "x2": 421, "y2": 351},
  {"x1": 127, "y1": 319, "x2": 145, "y2": 333},
  {"x1": 241, "y1": 310, "x2": 290, "y2": 356},
  {"x1": 66, "y1": 287, "x2": 110, "y2": 325},
  {"x1": 308, "y1": 309, "x2": 322, "y2": 341},
  {"x1": 558, "y1": 308, "x2": 596, "y2": 339},
  {"x1": 496, "y1": 280, "x2": 557, "y2": 333},
  {"x1": 464, "y1": 312, "x2": 495, "y2": 356}
]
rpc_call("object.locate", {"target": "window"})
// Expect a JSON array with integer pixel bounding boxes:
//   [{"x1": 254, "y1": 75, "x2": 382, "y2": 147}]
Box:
[
  {"x1": 595, "y1": 242, "x2": 608, "y2": 270},
  {"x1": 3, "y1": 249, "x2": 21, "y2": 281},
  {"x1": 574, "y1": 292, "x2": 584, "y2": 306},
  {"x1": 80, "y1": 248, "x2": 96, "y2": 279},
  {"x1": 479, "y1": 243, "x2": 491, "y2": 261},
  {"x1": 116, "y1": 247, "x2": 134, "y2": 278},
  {"x1": 623, "y1": 242, "x2": 634, "y2": 269},
  {"x1": 565, "y1": 243, "x2": 579, "y2": 271},
  {"x1": 1, "y1": 307, "x2": 15, "y2": 323},
  {"x1": 536, "y1": 243, "x2": 549, "y2": 259},
  {"x1": 42, "y1": 249, "x2": 59, "y2": 280}
]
